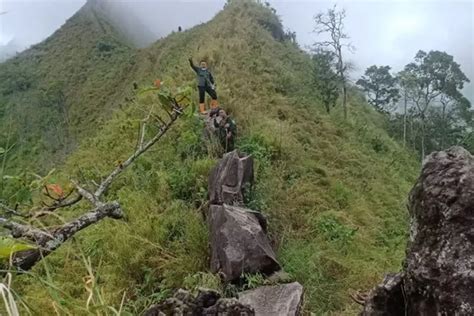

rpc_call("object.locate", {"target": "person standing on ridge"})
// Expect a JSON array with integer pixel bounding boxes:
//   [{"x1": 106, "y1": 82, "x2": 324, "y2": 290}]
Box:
[{"x1": 189, "y1": 57, "x2": 218, "y2": 113}]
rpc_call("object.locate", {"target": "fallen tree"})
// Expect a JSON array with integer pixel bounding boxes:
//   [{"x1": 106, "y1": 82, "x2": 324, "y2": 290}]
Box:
[{"x1": 0, "y1": 85, "x2": 189, "y2": 270}]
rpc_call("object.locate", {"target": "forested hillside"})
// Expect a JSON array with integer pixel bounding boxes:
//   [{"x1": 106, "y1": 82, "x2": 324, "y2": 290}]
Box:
[
  {"x1": 1, "y1": 1, "x2": 420, "y2": 314},
  {"x1": 0, "y1": 0, "x2": 134, "y2": 175}
]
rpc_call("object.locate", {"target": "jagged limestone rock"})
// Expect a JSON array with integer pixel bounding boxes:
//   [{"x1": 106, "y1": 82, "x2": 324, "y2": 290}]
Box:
[
  {"x1": 404, "y1": 146, "x2": 474, "y2": 315},
  {"x1": 238, "y1": 282, "x2": 304, "y2": 316},
  {"x1": 208, "y1": 204, "x2": 280, "y2": 282},
  {"x1": 362, "y1": 147, "x2": 474, "y2": 315},
  {"x1": 208, "y1": 150, "x2": 254, "y2": 206},
  {"x1": 144, "y1": 288, "x2": 254, "y2": 316}
]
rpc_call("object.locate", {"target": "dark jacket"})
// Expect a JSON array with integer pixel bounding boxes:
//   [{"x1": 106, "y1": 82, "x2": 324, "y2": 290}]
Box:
[
  {"x1": 214, "y1": 116, "x2": 237, "y2": 152},
  {"x1": 189, "y1": 59, "x2": 215, "y2": 87}
]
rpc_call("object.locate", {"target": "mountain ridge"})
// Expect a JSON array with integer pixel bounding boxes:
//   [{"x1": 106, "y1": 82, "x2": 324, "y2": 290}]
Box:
[
  {"x1": 0, "y1": 0, "x2": 136, "y2": 174},
  {"x1": 4, "y1": 1, "x2": 418, "y2": 314}
]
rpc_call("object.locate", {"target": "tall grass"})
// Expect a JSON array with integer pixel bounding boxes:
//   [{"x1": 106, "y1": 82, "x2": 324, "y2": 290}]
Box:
[
  {"x1": 0, "y1": 274, "x2": 21, "y2": 316},
  {"x1": 7, "y1": 1, "x2": 418, "y2": 314}
]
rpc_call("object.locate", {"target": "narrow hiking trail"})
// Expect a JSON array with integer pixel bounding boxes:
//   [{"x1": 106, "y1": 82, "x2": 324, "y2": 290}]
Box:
[{"x1": 145, "y1": 150, "x2": 303, "y2": 315}]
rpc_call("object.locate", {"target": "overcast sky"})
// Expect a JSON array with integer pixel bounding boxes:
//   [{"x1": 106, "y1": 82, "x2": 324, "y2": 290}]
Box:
[{"x1": 1, "y1": 0, "x2": 473, "y2": 100}]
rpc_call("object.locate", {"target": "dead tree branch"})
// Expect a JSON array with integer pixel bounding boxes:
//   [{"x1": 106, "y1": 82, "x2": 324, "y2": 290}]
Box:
[
  {"x1": 349, "y1": 290, "x2": 368, "y2": 306},
  {"x1": 42, "y1": 195, "x2": 83, "y2": 212},
  {"x1": 0, "y1": 203, "x2": 26, "y2": 218},
  {"x1": 0, "y1": 97, "x2": 185, "y2": 271},
  {"x1": 12, "y1": 202, "x2": 123, "y2": 270},
  {"x1": 94, "y1": 105, "x2": 181, "y2": 198}
]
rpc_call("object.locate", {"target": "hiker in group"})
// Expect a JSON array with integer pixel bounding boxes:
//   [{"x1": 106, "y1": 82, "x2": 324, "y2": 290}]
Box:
[
  {"x1": 189, "y1": 57, "x2": 218, "y2": 113},
  {"x1": 213, "y1": 108, "x2": 236, "y2": 153}
]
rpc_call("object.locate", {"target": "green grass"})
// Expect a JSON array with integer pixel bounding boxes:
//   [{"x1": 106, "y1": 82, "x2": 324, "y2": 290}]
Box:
[
  {"x1": 0, "y1": 2, "x2": 134, "y2": 176},
  {"x1": 3, "y1": 1, "x2": 418, "y2": 314}
]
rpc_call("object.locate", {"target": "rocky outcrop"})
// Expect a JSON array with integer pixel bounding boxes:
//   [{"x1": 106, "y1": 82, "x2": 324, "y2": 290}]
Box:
[
  {"x1": 362, "y1": 147, "x2": 474, "y2": 315},
  {"x1": 144, "y1": 288, "x2": 254, "y2": 316},
  {"x1": 208, "y1": 204, "x2": 280, "y2": 282},
  {"x1": 239, "y1": 282, "x2": 304, "y2": 316},
  {"x1": 207, "y1": 150, "x2": 279, "y2": 282},
  {"x1": 145, "y1": 148, "x2": 304, "y2": 315},
  {"x1": 208, "y1": 150, "x2": 254, "y2": 205}
]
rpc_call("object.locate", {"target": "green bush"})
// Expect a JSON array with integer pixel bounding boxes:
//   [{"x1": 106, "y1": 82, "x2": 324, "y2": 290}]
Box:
[
  {"x1": 370, "y1": 136, "x2": 388, "y2": 153},
  {"x1": 238, "y1": 133, "x2": 277, "y2": 165},
  {"x1": 329, "y1": 181, "x2": 352, "y2": 210},
  {"x1": 183, "y1": 272, "x2": 223, "y2": 294},
  {"x1": 316, "y1": 214, "x2": 357, "y2": 245},
  {"x1": 241, "y1": 272, "x2": 267, "y2": 290}
]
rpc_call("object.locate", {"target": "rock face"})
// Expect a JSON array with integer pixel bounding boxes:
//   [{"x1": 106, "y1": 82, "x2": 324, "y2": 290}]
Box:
[
  {"x1": 208, "y1": 204, "x2": 280, "y2": 282},
  {"x1": 405, "y1": 147, "x2": 474, "y2": 315},
  {"x1": 208, "y1": 150, "x2": 254, "y2": 205},
  {"x1": 238, "y1": 282, "x2": 304, "y2": 316},
  {"x1": 362, "y1": 147, "x2": 474, "y2": 315},
  {"x1": 144, "y1": 288, "x2": 254, "y2": 316}
]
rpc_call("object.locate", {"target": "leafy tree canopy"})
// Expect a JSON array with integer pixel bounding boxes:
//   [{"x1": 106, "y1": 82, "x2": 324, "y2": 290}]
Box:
[{"x1": 356, "y1": 65, "x2": 399, "y2": 113}]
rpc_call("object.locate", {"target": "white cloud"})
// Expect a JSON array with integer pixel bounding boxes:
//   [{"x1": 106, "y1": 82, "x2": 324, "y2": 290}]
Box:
[{"x1": 0, "y1": 32, "x2": 13, "y2": 46}]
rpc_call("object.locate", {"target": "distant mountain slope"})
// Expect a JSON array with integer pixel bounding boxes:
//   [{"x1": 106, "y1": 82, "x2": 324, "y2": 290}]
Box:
[
  {"x1": 87, "y1": 0, "x2": 158, "y2": 47},
  {"x1": 0, "y1": 0, "x2": 135, "y2": 172},
  {"x1": 0, "y1": 38, "x2": 20, "y2": 62},
  {"x1": 9, "y1": 1, "x2": 418, "y2": 315}
]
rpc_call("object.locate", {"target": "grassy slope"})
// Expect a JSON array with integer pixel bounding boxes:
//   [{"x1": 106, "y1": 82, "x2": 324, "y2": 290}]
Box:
[
  {"x1": 12, "y1": 1, "x2": 418, "y2": 315},
  {"x1": 0, "y1": 1, "x2": 134, "y2": 175}
]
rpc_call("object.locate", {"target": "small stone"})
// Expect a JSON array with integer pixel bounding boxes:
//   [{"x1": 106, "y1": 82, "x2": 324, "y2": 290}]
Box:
[{"x1": 238, "y1": 282, "x2": 304, "y2": 316}]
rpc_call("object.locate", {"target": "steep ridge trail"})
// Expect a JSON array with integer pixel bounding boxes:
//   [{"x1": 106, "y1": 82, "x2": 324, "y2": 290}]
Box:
[
  {"x1": 145, "y1": 150, "x2": 304, "y2": 315},
  {"x1": 6, "y1": 1, "x2": 422, "y2": 313}
]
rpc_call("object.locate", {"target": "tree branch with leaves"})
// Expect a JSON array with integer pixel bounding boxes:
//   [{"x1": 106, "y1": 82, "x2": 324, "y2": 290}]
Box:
[
  {"x1": 400, "y1": 50, "x2": 469, "y2": 159},
  {"x1": 0, "y1": 84, "x2": 190, "y2": 271},
  {"x1": 357, "y1": 65, "x2": 400, "y2": 113},
  {"x1": 312, "y1": 50, "x2": 340, "y2": 113}
]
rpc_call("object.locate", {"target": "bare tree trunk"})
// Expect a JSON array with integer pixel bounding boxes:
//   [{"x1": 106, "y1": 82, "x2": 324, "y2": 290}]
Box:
[
  {"x1": 342, "y1": 82, "x2": 348, "y2": 120},
  {"x1": 441, "y1": 103, "x2": 447, "y2": 150},
  {"x1": 0, "y1": 119, "x2": 13, "y2": 196},
  {"x1": 337, "y1": 46, "x2": 347, "y2": 120},
  {"x1": 421, "y1": 118, "x2": 426, "y2": 162},
  {"x1": 403, "y1": 91, "x2": 407, "y2": 147}
]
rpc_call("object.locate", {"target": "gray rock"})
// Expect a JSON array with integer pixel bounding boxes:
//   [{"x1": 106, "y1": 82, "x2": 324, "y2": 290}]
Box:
[
  {"x1": 204, "y1": 298, "x2": 255, "y2": 315},
  {"x1": 238, "y1": 282, "x2": 304, "y2": 316},
  {"x1": 208, "y1": 150, "x2": 254, "y2": 206},
  {"x1": 360, "y1": 273, "x2": 405, "y2": 316},
  {"x1": 208, "y1": 204, "x2": 280, "y2": 282},
  {"x1": 362, "y1": 147, "x2": 474, "y2": 315},
  {"x1": 144, "y1": 288, "x2": 254, "y2": 316},
  {"x1": 404, "y1": 146, "x2": 474, "y2": 315}
]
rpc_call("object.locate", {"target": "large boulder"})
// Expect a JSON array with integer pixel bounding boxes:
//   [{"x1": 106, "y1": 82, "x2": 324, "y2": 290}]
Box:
[
  {"x1": 404, "y1": 146, "x2": 474, "y2": 315},
  {"x1": 362, "y1": 147, "x2": 474, "y2": 315},
  {"x1": 208, "y1": 204, "x2": 280, "y2": 282},
  {"x1": 144, "y1": 288, "x2": 254, "y2": 316},
  {"x1": 238, "y1": 282, "x2": 304, "y2": 316},
  {"x1": 208, "y1": 150, "x2": 254, "y2": 205}
]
